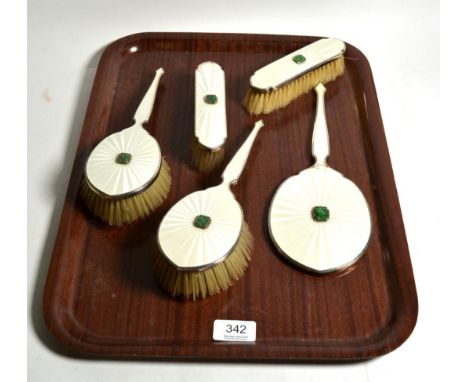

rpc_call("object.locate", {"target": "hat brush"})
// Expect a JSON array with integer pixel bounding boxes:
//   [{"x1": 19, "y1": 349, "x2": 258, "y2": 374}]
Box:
[
  {"x1": 154, "y1": 120, "x2": 264, "y2": 300},
  {"x1": 80, "y1": 68, "x2": 171, "y2": 226},
  {"x1": 269, "y1": 84, "x2": 371, "y2": 273},
  {"x1": 192, "y1": 61, "x2": 227, "y2": 174},
  {"x1": 243, "y1": 38, "x2": 346, "y2": 115}
]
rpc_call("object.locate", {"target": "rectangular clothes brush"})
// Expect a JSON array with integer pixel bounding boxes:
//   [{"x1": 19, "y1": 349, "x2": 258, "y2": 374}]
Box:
[{"x1": 243, "y1": 38, "x2": 346, "y2": 115}]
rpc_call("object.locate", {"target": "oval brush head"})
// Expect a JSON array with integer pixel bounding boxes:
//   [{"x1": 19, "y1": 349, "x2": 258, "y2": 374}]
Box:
[
  {"x1": 154, "y1": 120, "x2": 264, "y2": 300},
  {"x1": 80, "y1": 158, "x2": 171, "y2": 226},
  {"x1": 154, "y1": 222, "x2": 253, "y2": 300},
  {"x1": 243, "y1": 38, "x2": 346, "y2": 115}
]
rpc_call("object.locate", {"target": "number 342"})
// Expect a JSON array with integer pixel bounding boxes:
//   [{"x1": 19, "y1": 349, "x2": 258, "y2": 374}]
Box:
[{"x1": 225, "y1": 324, "x2": 246, "y2": 334}]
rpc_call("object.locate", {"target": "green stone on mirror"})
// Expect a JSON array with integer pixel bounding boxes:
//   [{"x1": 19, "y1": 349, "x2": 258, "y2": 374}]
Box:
[{"x1": 312, "y1": 206, "x2": 330, "y2": 222}]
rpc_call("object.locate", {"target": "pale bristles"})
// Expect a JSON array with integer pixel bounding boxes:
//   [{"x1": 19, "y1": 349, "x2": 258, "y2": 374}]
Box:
[
  {"x1": 243, "y1": 56, "x2": 345, "y2": 115},
  {"x1": 153, "y1": 223, "x2": 254, "y2": 300},
  {"x1": 80, "y1": 158, "x2": 171, "y2": 226},
  {"x1": 192, "y1": 139, "x2": 225, "y2": 174}
]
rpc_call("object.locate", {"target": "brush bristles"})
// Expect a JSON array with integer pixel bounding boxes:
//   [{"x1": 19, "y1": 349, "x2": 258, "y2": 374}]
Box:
[
  {"x1": 192, "y1": 139, "x2": 225, "y2": 174},
  {"x1": 243, "y1": 56, "x2": 345, "y2": 115},
  {"x1": 154, "y1": 223, "x2": 254, "y2": 300},
  {"x1": 80, "y1": 158, "x2": 171, "y2": 226}
]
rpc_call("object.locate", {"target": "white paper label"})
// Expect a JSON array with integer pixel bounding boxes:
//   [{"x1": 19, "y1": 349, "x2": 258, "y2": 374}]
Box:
[{"x1": 213, "y1": 319, "x2": 256, "y2": 342}]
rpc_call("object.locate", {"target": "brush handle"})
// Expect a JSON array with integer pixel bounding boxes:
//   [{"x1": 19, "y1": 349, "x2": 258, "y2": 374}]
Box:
[
  {"x1": 312, "y1": 84, "x2": 329, "y2": 166},
  {"x1": 222, "y1": 120, "x2": 264, "y2": 186},
  {"x1": 133, "y1": 68, "x2": 165, "y2": 126}
]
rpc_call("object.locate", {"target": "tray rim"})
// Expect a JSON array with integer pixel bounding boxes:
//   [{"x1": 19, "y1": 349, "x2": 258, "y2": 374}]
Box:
[{"x1": 42, "y1": 31, "x2": 418, "y2": 361}]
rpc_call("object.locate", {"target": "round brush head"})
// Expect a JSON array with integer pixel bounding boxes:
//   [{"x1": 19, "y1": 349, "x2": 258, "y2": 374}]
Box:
[
  {"x1": 81, "y1": 123, "x2": 171, "y2": 226},
  {"x1": 80, "y1": 158, "x2": 171, "y2": 226},
  {"x1": 153, "y1": 222, "x2": 253, "y2": 300}
]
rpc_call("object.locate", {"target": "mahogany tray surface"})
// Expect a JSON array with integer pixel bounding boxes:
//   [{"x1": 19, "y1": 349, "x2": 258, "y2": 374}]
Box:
[{"x1": 43, "y1": 32, "x2": 418, "y2": 361}]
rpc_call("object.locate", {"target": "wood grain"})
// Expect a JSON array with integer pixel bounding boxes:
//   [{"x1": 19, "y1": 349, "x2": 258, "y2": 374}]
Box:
[{"x1": 42, "y1": 32, "x2": 418, "y2": 360}]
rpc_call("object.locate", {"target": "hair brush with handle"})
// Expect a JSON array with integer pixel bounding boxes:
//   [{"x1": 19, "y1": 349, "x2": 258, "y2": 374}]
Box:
[
  {"x1": 80, "y1": 68, "x2": 171, "y2": 226},
  {"x1": 154, "y1": 120, "x2": 264, "y2": 300}
]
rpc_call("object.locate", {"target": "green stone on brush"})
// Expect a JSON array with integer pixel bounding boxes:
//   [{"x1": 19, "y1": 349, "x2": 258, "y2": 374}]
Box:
[
  {"x1": 312, "y1": 206, "x2": 330, "y2": 222},
  {"x1": 204, "y1": 94, "x2": 218, "y2": 104},
  {"x1": 292, "y1": 54, "x2": 306, "y2": 64},
  {"x1": 115, "y1": 152, "x2": 132, "y2": 164},
  {"x1": 193, "y1": 214, "x2": 212, "y2": 229}
]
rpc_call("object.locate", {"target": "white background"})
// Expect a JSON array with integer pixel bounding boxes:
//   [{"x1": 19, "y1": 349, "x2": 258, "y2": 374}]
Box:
[{"x1": 22, "y1": 0, "x2": 467, "y2": 381}]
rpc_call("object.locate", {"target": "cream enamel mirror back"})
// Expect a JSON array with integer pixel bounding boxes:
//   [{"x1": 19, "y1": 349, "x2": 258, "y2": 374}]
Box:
[
  {"x1": 268, "y1": 84, "x2": 371, "y2": 273},
  {"x1": 269, "y1": 166, "x2": 371, "y2": 272}
]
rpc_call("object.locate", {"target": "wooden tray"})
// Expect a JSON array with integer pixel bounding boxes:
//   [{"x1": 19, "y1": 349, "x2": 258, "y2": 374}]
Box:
[{"x1": 43, "y1": 32, "x2": 418, "y2": 361}]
